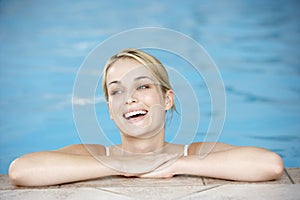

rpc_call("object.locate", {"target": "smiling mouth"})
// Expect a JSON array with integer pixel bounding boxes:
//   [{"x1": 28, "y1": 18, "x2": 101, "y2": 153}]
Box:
[{"x1": 123, "y1": 110, "x2": 148, "y2": 120}]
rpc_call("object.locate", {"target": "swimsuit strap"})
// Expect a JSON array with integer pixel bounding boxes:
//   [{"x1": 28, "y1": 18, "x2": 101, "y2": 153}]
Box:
[
  {"x1": 105, "y1": 146, "x2": 110, "y2": 156},
  {"x1": 183, "y1": 144, "x2": 190, "y2": 156}
]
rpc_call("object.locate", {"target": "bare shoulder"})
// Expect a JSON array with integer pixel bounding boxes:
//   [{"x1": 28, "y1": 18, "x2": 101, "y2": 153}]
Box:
[
  {"x1": 188, "y1": 142, "x2": 235, "y2": 155},
  {"x1": 54, "y1": 144, "x2": 106, "y2": 155}
]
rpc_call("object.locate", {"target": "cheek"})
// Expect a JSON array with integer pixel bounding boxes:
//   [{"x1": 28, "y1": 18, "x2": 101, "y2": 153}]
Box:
[
  {"x1": 142, "y1": 92, "x2": 164, "y2": 105},
  {"x1": 108, "y1": 99, "x2": 122, "y2": 117}
]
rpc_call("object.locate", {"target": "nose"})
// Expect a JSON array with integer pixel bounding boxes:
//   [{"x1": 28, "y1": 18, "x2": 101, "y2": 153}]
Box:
[
  {"x1": 125, "y1": 92, "x2": 138, "y2": 104},
  {"x1": 126, "y1": 96, "x2": 137, "y2": 104}
]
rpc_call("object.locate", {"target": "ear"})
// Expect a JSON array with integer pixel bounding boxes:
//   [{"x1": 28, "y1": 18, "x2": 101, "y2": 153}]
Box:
[{"x1": 164, "y1": 90, "x2": 174, "y2": 111}]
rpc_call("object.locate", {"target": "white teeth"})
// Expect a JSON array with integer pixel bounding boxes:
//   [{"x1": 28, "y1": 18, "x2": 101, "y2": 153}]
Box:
[{"x1": 124, "y1": 110, "x2": 147, "y2": 119}]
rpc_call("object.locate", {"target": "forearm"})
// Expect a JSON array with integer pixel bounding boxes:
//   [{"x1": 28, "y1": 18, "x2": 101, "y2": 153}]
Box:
[
  {"x1": 175, "y1": 147, "x2": 284, "y2": 182},
  {"x1": 9, "y1": 151, "x2": 120, "y2": 186}
]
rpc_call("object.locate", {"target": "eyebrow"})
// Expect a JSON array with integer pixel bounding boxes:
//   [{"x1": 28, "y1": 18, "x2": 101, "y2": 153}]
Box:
[
  {"x1": 134, "y1": 76, "x2": 154, "y2": 82},
  {"x1": 108, "y1": 76, "x2": 154, "y2": 86},
  {"x1": 108, "y1": 80, "x2": 121, "y2": 86}
]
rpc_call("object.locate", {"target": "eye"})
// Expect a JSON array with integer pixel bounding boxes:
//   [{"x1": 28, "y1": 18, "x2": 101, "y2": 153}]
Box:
[
  {"x1": 137, "y1": 84, "x2": 150, "y2": 90},
  {"x1": 110, "y1": 89, "x2": 123, "y2": 96}
]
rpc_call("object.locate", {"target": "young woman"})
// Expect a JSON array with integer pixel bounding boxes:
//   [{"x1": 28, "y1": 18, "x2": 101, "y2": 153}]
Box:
[{"x1": 9, "y1": 49, "x2": 284, "y2": 186}]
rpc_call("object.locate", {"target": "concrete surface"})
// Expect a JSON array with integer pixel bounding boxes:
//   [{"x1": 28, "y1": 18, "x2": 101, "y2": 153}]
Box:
[{"x1": 1, "y1": 168, "x2": 299, "y2": 200}]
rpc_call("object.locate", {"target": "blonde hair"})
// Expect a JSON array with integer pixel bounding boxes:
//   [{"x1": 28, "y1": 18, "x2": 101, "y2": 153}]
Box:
[{"x1": 102, "y1": 48, "x2": 176, "y2": 111}]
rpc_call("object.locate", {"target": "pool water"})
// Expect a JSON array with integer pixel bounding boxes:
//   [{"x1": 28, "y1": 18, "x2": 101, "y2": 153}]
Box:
[{"x1": 0, "y1": 0, "x2": 300, "y2": 174}]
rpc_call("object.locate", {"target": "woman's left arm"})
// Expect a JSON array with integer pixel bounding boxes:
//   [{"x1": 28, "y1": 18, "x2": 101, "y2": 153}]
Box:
[
  {"x1": 140, "y1": 143, "x2": 284, "y2": 182},
  {"x1": 174, "y1": 143, "x2": 284, "y2": 181}
]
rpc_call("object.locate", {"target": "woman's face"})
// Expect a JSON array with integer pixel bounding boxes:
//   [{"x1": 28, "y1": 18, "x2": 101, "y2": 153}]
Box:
[{"x1": 106, "y1": 58, "x2": 170, "y2": 138}]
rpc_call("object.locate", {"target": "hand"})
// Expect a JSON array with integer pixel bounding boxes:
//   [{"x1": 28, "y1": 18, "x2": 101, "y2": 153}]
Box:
[
  {"x1": 96, "y1": 153, "x2": 180, "y2": 176},
  {"x1": 138, "y1": 156, "x2": 182, "y2": 178}
]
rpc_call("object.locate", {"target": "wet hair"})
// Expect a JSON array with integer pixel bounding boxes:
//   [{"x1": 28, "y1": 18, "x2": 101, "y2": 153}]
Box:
[{"x1": 102, "y1": 48, "x2": 176, "y2": 112}]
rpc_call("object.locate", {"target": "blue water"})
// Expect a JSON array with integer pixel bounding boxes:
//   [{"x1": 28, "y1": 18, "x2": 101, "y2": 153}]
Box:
[{"x1": 1, "y1": 0, "x2": 300, "y2": 174}]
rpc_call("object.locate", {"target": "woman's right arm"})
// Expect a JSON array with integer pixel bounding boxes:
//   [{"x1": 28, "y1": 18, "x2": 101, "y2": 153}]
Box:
[
  {"x1": 8, "y1": 144, "x2": 178, "y2": 187},
  {"x1": 8, "y1": 144, "x2": 121, "y2": 187}
]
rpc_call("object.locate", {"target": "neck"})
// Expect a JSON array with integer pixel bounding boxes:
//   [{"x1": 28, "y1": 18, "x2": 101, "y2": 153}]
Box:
[{"x1": 120, "y1": 132, "x2": 165, "y2": 154}]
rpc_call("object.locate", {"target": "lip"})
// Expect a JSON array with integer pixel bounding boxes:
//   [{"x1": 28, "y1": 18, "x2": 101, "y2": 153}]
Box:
[{"x1": 123, "y1": 109, "x2": 148, "y2": 123}]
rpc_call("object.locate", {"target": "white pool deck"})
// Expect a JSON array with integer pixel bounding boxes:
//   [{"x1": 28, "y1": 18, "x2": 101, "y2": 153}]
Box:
[{"x1": 1, "y1": 168, "x2": 299, "y2": 200}]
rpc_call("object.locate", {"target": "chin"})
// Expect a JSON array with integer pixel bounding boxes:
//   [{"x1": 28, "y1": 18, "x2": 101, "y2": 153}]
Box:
[{"x1": 119, "y1": 124, "x2": 165, "y2": 139}]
